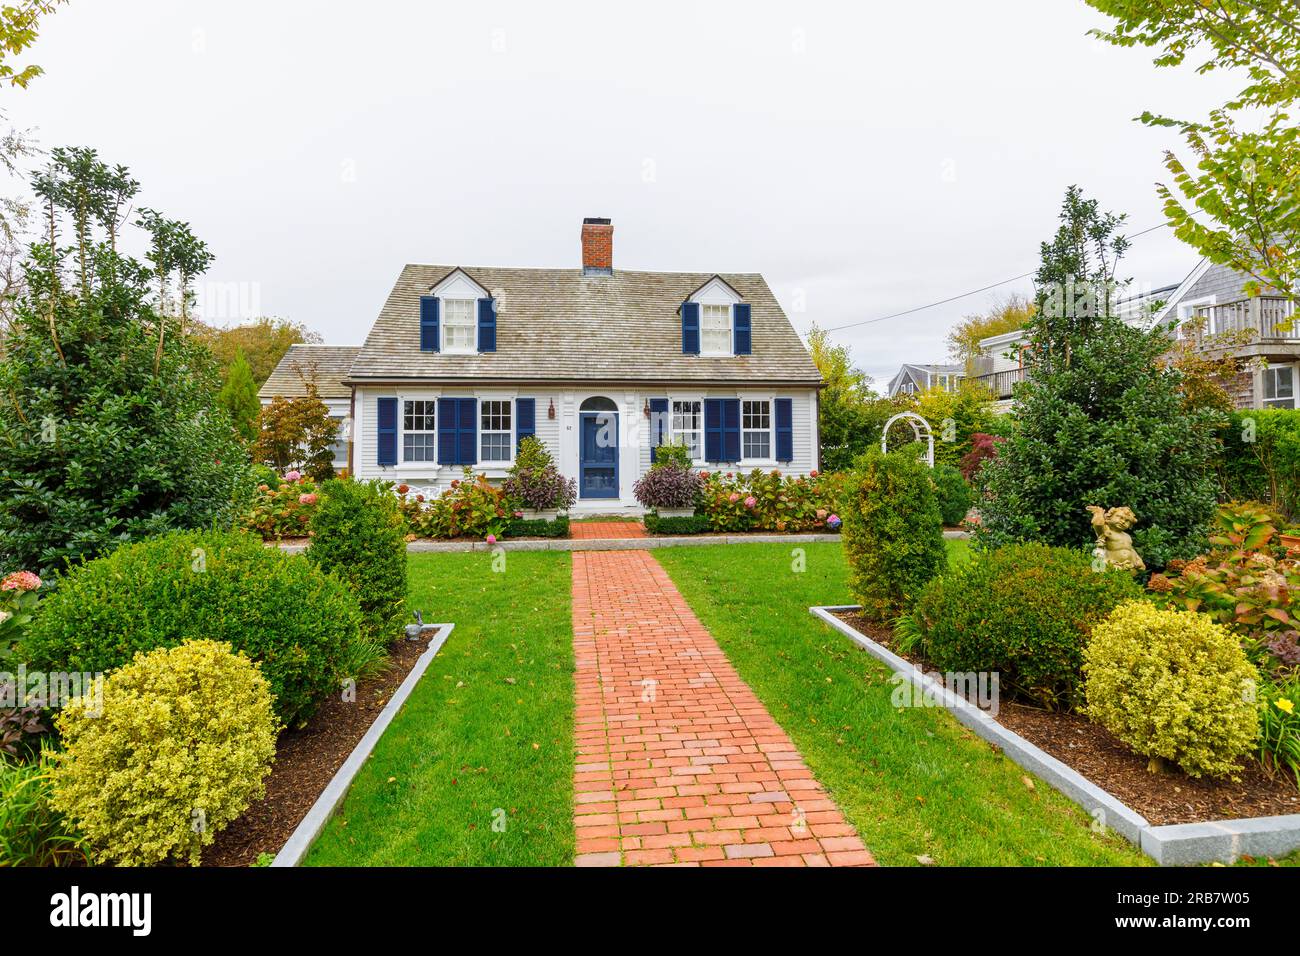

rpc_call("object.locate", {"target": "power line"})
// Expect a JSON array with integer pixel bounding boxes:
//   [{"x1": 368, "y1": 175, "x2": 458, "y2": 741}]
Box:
[{"x1": 821, "y1": 218, "x2": 1181, "y2": 335}]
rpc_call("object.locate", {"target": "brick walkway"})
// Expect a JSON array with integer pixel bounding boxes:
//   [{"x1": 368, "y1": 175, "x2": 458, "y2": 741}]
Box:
[
  {"x1": 571, "y1": 549, "x2": 875, "y2": 867},
  {"x1": 569, "y1": 520, "x2": 646, "y2": 540}
]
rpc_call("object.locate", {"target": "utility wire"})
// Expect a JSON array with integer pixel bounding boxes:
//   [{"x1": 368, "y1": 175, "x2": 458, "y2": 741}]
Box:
[{"x1": 821, "y1": 218, "x2": 1183, "y2": 334}]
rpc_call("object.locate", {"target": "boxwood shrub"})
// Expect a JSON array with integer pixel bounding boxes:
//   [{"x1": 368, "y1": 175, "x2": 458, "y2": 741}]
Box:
[
  {"x1": 911, "y1": 543, "x2": 1142, "y2": 709},
  {"x1": 24, "y1": 529, "x2": 361, "y2": 726},
  {"x1": 505, "y1": 515, "x2": 570, "y2": 538},
  {"x1": 842, "y1": 449, "x2": 947, "y2": 620},
  {"x1": 1083, "y1": 602, "x2": 1259, "y2": 778},
  {"x1": 932, "y1": 463, "x2": 972, "y2": 527},
  {"x1": 308, "y1": 479, "x2": 407, "y2": 641},
  {"x1": 643, "y1": 513, "x2": 711, "y2": 535},
  {"x1": 51, "y1": 640, "x2": 277, "y2": 866}
]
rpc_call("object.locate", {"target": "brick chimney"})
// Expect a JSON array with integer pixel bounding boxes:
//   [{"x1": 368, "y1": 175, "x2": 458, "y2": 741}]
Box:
[{"x1": 581, "y1": 217, "x2": 613, "y2": 275}]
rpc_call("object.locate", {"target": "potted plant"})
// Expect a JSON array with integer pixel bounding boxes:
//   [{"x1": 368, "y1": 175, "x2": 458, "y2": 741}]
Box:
[
  {"x1": 503, "y1": 437, "x2": 577, "y2": 520},
  {"x1": 635, "y1": 444, "x2": 703, "y2": 518}
]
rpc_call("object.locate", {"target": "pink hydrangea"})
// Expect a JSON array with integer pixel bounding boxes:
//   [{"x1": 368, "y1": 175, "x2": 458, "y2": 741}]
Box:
[
  {"x1": 298, "y1": 493, "x2": 318, "y2": 506},
  {"x1": 284, "y1": 470, "x2": 302, "y2": 483},
  {"x1": 826, "y1": 514, "x2": 842, "y2": 530},
  {"x1": 816, "y1": 509, "x2": 827, "y2": 520},
  {"x1": 744, "y1": 496, "x2": 757, "y2": 509},
  {"x1": 810, "y1": 470, "x2": 819, "y2": 478},
  {"x1": 728, "y1": 492, "x2": 740, "y2": 503},
  {"x1": 486, "y1": 534, "x2": 497, "y2": 545},
  {"x1": 396, "y1": 484, "x2": 410, "y2": 495},
  {"x1": 1, "y1": 570, "x2": 42, "y2": 592}
]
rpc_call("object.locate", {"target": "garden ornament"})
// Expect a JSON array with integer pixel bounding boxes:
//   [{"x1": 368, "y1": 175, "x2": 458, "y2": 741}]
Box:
[
  {"x1": 1087, "y1": 505, "x2": 1145, "y2": 573},
  {"x1": 404, "y1": 609, "x2": 440, "y2": 641}
]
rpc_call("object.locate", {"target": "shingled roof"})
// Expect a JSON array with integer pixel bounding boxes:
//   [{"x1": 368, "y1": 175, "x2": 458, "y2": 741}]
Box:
[
  {"x1": 258, "y1": 345, "x2": 361, "y2": 401},
  {"x1": 347, "y1": 265, "x2": 822, "y2": 386}
]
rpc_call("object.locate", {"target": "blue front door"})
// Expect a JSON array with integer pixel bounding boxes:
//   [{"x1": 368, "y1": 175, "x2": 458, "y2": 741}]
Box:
[{"x1": 580, "y1": 412, "x2": 618, "y2": 499}]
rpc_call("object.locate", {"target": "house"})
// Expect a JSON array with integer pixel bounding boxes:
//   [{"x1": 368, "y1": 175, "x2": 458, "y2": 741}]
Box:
[
  {"x1": 257, "y1": 344, "x2": 360, "y2": 471},
  {"x1": 884, "y1": 363, "x2": 963, "y2": 398},
  {"x1": 1155, "y1": 259, "x2": 1298, "y2": 409},
  {"x1": 259, "y1": 218, "x2": 823, "y2": 512}
]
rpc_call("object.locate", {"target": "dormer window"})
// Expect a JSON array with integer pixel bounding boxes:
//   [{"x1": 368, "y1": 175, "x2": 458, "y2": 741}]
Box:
[
  {"x1": 701, "y1": 304, "x2": 732, "y2": 355},
  {"x1": 682, "y1": 276, "x2": 752, "y2": 356},
  {"x1": 442, "y1": 298, "x2": 476, "y2": 352}
]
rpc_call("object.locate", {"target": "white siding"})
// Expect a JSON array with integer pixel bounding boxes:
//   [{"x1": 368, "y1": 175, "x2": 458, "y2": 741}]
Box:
[{"x1": 353, "y1": 384, "x2": 821, "y2": 510}]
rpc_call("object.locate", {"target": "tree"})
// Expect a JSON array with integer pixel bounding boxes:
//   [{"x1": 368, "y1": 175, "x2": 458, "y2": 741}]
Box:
[
  {"x1": 946, "y1": 294, "x2": 1036, "y2": 371},
  {"x1": 195, "y1": 316, "x2": 321, "y2": 386},
  {"x1": 218, "y1": 348, "x2": 260, "y2": 443},
  {"x1": 253, "y1": 385, "x2": 337, "y2": 481},
  {"x1": 893, "y1": 382, "x2": 999, "y2": 470},
  {"x1": 0, "y1": 1, "x2": 66, "y2": 90},
  {"x1": 976, "y1": 187, "x2": 1220, "y2": 568},
  {"x1": 0, "y1": 148, "x2": 249, "y2": 575},
  {"x1": 1086, "y1": 1, "x2": 1299, "y2": 301},
  {"x1": 807, "y1": 324, "x2": 895, "y2": 471}
]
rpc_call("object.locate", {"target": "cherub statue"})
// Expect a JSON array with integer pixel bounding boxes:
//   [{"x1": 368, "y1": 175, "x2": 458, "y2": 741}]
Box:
[{"x1": 1087, "y1": 506, "x2": 1145, "y2": 573}]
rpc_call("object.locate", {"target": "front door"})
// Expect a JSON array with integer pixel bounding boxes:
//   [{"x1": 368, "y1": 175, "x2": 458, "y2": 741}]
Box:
[{"x1": 579, "y1": 411, "x2": 618, "y2": 499}]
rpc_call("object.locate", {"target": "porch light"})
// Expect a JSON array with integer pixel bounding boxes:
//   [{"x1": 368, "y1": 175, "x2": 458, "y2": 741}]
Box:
[
  {"x1": 548, "y1": 398, "x2": 556, "y2": 420},
  {"x1": 643, "y1": 399, "x2": 651, "y2": 418}
]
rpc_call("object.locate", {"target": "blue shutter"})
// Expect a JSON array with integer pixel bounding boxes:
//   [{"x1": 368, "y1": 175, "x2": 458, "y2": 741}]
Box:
[
  {"x1": 437, "y1": 398, "x2": 457, "y2": 464},
  {"x1": 420, "y1": 296, "x2": 440, "y2": 352},
  {"x1": 477, "y1": 298, "x2": 497, "y2": 352},
  {"x1": 377, "y1": 397, "x2": 398, "y2": 466},
  {"x1": 457, "y1": 398, "x2": 477, "y2": 466},
  {"x1": 722, "y1": 399, "x2": 741, "y2": 462},
  {"x1": 682, "y1": 301, "x2": 700, "y2": 354},
  {"x1": 733, "y1": 303, "x2": 751, "y2": 355},
  {"x1": 704, "y1": 399, "x2": 723, "y2": 462},
  {"x1": 775, "y1": 398, "x2": 793, "y2": 462},
  {"x1": 515, "y1": 398, "x2": 535, "y2": 453},
  {"x1": 648, "y1": 398, "x2": 669, "y2": 463}
]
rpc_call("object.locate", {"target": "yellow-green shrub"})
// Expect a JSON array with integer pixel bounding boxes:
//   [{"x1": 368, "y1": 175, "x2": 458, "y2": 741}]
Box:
[
  {"x1": 50, "y1": 640, "x2": 277, "y2": 866},
  {"x1": 1083, "y1": 602, "x2": 1259, "y2": 779}
]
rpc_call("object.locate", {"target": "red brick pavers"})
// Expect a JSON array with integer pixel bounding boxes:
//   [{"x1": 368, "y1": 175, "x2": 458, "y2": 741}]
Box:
[
  {"x1": 570, "y1": 520, "x2": 647, "y2": 540},
  {"x1": 572, "y1": 549, "x2": 875, "y2": 867}
]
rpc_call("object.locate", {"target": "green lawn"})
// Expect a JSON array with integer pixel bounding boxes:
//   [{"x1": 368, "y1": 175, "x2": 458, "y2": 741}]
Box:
[
  {"x1": 654, "y1": 541, "x2": 1150, "y2": 867},
  {"x1": 304, "y1": 551, "x2": 575, "y2": 866}
]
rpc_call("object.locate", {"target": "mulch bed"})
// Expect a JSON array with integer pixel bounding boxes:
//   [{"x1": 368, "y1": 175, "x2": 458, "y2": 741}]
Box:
[
  {"x1": 202, "y1": 634, "x2": 432, "y2": 867},
  {"x1": 834, "y1": 610, "x2": 1300, "y2": 827}
]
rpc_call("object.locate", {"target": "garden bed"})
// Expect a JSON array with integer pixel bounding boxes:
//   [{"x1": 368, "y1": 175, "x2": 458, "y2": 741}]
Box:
[
  {"x1": 833, "y1": 610, "x2": 1300, "y2": 827},
  {"x1": 203, "y1": 631, "x2": 435, "y2": 867}
]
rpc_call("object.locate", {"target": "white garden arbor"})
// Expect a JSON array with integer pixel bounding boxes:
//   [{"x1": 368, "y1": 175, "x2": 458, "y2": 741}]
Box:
[{"x1": 880, "y1": 412, "x2": 934, "y2": 468}]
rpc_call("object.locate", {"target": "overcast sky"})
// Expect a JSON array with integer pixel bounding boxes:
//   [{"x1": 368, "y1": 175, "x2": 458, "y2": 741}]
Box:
[{"x1": 5, "y1": 0, "x2": 1245, "y2": 386}]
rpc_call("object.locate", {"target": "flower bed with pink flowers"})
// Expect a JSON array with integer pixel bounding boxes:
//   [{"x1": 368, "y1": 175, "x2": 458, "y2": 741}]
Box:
[
  {"x1": 694, "y1": 469, "x2": 848, "y2": 534},
  {"x1": 243, "y1": 469, "x2": 322, "y2": 539}
]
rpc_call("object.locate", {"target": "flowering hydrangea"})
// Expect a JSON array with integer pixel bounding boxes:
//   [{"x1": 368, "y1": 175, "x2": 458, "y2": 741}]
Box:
[
  {"x1": 826, "y1": 514, "x2": 842, "y2": 531},
  {"x1": 284, "y1": 470, "x2": 302, "y2": 483},
  {"x1": 743, "y1": 496, "x2": 757, "y2": 510},
  {"x1": 1, "y1": 571, "x2": 42, "y2": 592},
  {"x1": 298, "y1": 493, "x2": 318, "y2": 506}
]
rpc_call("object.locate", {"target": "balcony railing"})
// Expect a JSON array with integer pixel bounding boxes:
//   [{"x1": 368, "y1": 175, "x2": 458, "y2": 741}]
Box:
[
  {"x1": 1187, "y1": 296, "x2": 1297, "y2": 342},
  {"x1": 973, "y1": 366, "x2": 1026, "y2": 399}
]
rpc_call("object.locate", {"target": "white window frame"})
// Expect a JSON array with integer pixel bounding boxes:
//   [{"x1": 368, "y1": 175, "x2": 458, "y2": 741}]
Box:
[
  {"x1": 441, "y1": 298, "x2": 477, "y2": 354},
  {"x1": 1176, "y1": 294, "x2": 1218, "y2": 338},
  {"x1": 669, "y1": 397, "x2": 704, "y2": 463},
  {"x1": 740, "y1": 397, "x2": 774, "y2": 464},
  {"x1": 1262, "y1": 364, "x2": 1298, "y2": 409},
  {"x1": 700, "y1": 303, "x2": 733, "y2": 356},
  {"x1": 479, "y1": 398, "x2": 514, "y2": 464},
  {"x1": 399, "y1": 396, "x2": 439, "y2": 465}
]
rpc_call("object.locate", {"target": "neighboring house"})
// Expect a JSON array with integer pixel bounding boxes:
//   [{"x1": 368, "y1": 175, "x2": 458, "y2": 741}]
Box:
[
  {"x1": 967, "y1": 283, "x2": 1180, "y2": 411},
  {"x1": 257, "y1": 344, "x2": 360, "y2": 471},
  {"x1": 1155, "y1": 259, "x2": 1298, "y2": 409},
  {"x1": 885, "y1": 363, "x2": 963, "y2": 398},
  {"x1": 260, "y1": 218, "x2": 823, "y2": 512}
]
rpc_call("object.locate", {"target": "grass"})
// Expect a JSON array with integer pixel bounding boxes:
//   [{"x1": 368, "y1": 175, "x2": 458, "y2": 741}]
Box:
[
  {"x1": 304, "y1": 551, "x2": 575, "y2": 866},
  {"x1": 654, "y1": 541, "x2": 1150, "y2": 867}
]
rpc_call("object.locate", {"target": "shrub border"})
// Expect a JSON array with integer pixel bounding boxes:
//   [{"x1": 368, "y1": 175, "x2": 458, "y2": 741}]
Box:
[
  {"x1": 271, "y1": 623, "x2": 456, "y2": 867},
  {"x1": 811, "y1": 605, "x2": 1300, "y2": 866}
]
